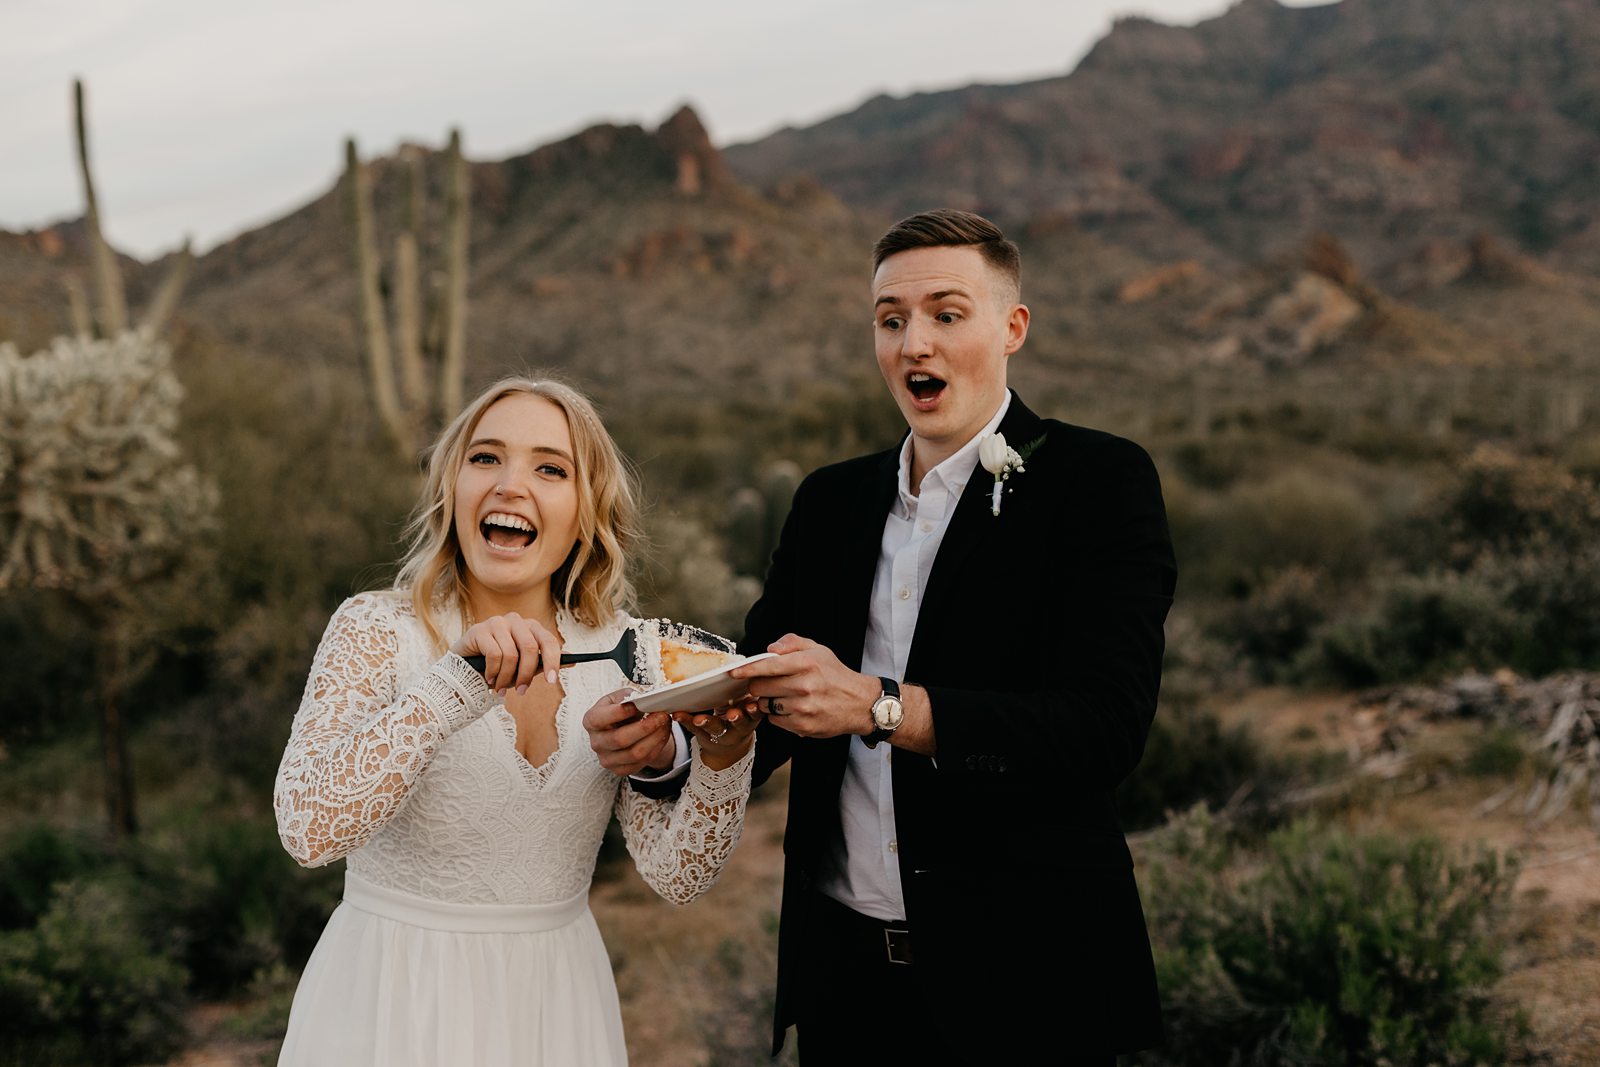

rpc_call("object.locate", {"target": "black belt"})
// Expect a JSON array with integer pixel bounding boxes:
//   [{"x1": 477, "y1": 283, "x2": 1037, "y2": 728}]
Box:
[{"x1": 812, "y1": 890, "x2": 914, "y2": 965}]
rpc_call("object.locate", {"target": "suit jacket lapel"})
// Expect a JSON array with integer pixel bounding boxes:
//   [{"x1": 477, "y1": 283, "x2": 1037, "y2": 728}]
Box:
[{"x1": 910, "y1": 394, "x2": 1047, "y2": 657}]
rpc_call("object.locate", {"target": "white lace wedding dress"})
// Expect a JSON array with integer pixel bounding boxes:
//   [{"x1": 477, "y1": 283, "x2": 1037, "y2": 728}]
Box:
[{"x1": 273, "y1": 592, "x2": 753, "y2": 1066}]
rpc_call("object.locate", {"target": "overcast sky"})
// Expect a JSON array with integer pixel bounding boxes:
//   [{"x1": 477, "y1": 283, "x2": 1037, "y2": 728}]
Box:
[{"x1": 4, "y1": 0, "x2": 1321, "y2": 259}]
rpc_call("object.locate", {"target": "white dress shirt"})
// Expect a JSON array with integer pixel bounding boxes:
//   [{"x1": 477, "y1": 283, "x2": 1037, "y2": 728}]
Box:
[{"x1": 814, "y1": 394, "x2": 1012, "y2": 921}]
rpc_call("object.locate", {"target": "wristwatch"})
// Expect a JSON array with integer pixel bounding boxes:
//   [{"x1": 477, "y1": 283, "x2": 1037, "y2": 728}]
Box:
[{"x1": 864, "y1": 677, "x2": 903, "y2": 749}]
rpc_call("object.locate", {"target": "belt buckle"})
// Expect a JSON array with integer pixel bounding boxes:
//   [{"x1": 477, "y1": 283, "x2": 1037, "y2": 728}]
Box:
[{"x1": 884, "y1": 927, "x2": 913, "y2": 965}]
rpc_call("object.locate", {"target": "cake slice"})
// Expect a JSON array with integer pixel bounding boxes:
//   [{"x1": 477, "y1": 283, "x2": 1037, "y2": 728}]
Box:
[{"x1": 660, "y1": 638, "x2": 742, "y2": 683}]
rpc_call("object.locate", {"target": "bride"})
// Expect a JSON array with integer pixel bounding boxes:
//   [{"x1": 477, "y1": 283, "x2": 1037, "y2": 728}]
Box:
[{"x1": 272, "y1": 376, "x2": 758, "y2": 1065}]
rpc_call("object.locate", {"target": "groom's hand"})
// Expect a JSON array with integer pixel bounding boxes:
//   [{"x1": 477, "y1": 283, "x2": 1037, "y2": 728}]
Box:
[
  {"x1": 583, "y1": 689, "x2": 676, "y2": 776},
  {"x1": 730, "y1": 634, "x2": 880, "y2": 739}
]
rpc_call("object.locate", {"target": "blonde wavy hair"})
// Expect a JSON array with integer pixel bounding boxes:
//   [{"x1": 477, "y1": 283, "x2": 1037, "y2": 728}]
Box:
[{"x1": 395, "y1": 376, "x2": 641, "y2": 649}]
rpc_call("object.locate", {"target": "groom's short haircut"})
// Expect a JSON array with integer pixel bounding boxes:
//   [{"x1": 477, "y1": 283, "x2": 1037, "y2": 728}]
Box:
[{"x1": 871, "y1": 208, "x2": 1021, "y2": 302}]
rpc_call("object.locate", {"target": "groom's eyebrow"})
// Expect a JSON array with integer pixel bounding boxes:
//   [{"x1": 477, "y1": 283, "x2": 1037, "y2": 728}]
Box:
[{"x1": 874, "y1": 288, "x2": 971, "y2": 307}]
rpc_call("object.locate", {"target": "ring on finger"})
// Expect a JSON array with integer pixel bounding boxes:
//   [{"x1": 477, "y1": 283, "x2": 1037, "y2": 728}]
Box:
[{"x1": 768, "y1": 698, "x2": 784, "y2": 716}]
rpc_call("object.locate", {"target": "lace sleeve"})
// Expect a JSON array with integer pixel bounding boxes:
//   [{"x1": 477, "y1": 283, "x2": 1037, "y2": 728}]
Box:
[
  {"x1": 273, "y1": 593, "x2": 496, "y2": 867},
  {"x1": 614, "y1": 737, "x2": 755, "y2": 906}
]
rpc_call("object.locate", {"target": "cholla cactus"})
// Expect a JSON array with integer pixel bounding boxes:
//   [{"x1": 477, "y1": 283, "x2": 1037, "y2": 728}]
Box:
[{"x1": 0, "y1": 330, "x2": 216, "y2": 596}]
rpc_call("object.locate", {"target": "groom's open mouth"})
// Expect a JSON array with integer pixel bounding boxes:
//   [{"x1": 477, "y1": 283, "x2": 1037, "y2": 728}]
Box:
[
  {"x1": 907, "y1": 371, "x2": 946, "y2": 407},
  {"x1": 481, "y1": 512, "x2": 537, "y2": 552}
]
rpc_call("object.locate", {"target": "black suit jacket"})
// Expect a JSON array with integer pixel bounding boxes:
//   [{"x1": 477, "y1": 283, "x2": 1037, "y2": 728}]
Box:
[{"x1": 740, "y1": 392, "x2": 1176, "y2": 1058}]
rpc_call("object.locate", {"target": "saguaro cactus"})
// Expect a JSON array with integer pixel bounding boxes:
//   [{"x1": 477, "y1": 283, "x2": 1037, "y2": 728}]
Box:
[
  {"x1": 726, "y1": 459, "x2": 801, "y2": 579},
  {"x1": 70, "y1": 78, "x2": 193, "y2": 340},
  {"x1": 344, "y1": 129, "x2": 471, "y2": 462}
]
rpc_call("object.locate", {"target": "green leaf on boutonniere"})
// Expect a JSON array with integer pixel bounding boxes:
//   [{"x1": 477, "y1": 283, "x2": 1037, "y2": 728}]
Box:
[{"x1": 1016, "y1": 434, "x2": 1047, "y2": 462}]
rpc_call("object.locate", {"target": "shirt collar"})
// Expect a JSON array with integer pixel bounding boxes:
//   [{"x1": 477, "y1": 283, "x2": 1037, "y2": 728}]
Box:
[{"x1": 895, "y1": 392, "x2": 1012, "y2": 511}]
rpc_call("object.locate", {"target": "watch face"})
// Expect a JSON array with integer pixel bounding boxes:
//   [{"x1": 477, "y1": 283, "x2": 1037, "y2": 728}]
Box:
[{"x1": 873, "y1": 696, "x2": 904, "y2": 731}]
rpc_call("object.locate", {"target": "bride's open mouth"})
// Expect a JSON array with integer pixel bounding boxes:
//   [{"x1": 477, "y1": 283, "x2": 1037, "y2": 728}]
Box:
[{"x1": 481, "y1": 512, "x2": 537, "y2": 553}]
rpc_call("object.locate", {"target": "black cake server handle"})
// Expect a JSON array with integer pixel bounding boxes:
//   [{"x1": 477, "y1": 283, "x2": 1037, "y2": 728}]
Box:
[{"x1": 463, "y1": 626, "x2": 638, "y2": 682}]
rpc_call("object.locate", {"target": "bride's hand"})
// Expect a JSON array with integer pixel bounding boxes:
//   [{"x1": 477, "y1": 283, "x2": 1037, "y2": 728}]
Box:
[
  {"x1": 449, "y1": 613, "x2": 562, "y2": 694},
  {"x1": 676, "y1": 700, "x2": 763, "y2": 771}
]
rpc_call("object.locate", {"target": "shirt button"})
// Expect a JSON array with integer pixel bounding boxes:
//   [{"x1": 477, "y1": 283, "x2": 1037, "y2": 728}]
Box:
[
  {"x1": 920, "y1": 521, "x2": 932, "y2": 533},
  {"x1": 898, "y1": 587, "x2": 910, "y2": 600},
  {"x1": 888, "y1": 840, "x2": 898, "y2": 854}
]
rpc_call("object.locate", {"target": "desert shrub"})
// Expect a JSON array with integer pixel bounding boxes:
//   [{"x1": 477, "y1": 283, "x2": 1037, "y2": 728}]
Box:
[
  {"x1": 0, "y1": 822, "x2": 111, "y2": 930},
  {"x1": 1393, "y1": 445, "x2": 1600, "y2": 571},
  {"x1": 1173, "y1": 473, "x2": 1376, "y2": 598},
  {"x1": 1298, "y1": 570, "x2": 1517, "y2": 686},
  {"x1": 1464, "y1": 726, "x2": 1526, "y2": 778},
  {"x1": 1168, "y1": 433, "x2": 1261, "y2": 490},
  {"x1": 1216, "y1": 564, "x2": 1330, "y2": 680},
  {"x1": 1141, "y1": 808, "x2": 1522, "y2": 1066},
  {"x1": 0, "y1": 809, "x2": 341, "y2": 1061},
  {"x1": 1158, "y1": 611, "x2": 1246, "y2": 709},
  {"x1": 1116, "y1": 707, "x2": 1264, "y2": 832},
  {"x1": 138, "y1": 811, "x2": 343, "y2": 998},
  {"x1": 1478, "y1": 542, "x2": 1600, "y2": 675},
  {"x1": 0, "y1": 878, "x2": 188, "y2": 1067},
  {"x1": 1303, "y1": 541, "x2": 1600, "y2": 685},
  {"x1": 226, "y1": 962, "x2": 299, "y2": 1044}
]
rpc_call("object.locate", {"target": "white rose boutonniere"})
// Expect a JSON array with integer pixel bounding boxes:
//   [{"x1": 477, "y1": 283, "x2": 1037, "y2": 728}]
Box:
[{"x1": 978, "y1": 431, "x2": 1045, "y2": 516}]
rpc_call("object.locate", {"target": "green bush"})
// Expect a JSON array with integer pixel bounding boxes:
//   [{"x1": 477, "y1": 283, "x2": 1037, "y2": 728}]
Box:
[
  {"x1": 1298, "y1": 570, "x2": 1518, "y2": 686},
  {"x1": 0, "y1": 878, "x2": 188, "y2": 1067},
  {"x1": 1216, "y1": 565, "x2": 1330, "y2": 680},
  {"x1": 1116, "y1": 707, "x2": 1264, "y2": 832},
  {"x1": 1395, "y1": 445, "x2": 1600, "y2": 571},
  {"x1": 0, "y1": 808, "x2": 341, "y2": 1061},
  {"x1": 1172, "y1": 473, "x2": 1376, "y2": 598},
  {"x1": 139, "y1": 811, "x2": 342, "y2": 998},
  {"x1": 1479, "y1": 541, "x2": 1600, "y2": 675},
  {"x1": 1140, "y1": 809, "x2": 1523, "y2": 1066},
  {"x1": 0, "y1": 822, "x2": 110, "y2": 930},
  {"x1": 1464, "y1": 726, "x2": 1526, "y2": 778}
]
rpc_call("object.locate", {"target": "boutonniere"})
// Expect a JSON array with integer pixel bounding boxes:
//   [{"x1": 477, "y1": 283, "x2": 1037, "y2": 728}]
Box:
[{"x1": 978, "y1": 431, "x2": 1045, "y2": 516}]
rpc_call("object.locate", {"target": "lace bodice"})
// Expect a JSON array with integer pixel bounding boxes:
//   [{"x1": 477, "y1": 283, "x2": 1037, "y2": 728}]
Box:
[{"x1": 273, "y1": 592, "x2": 752, "y2": 906}]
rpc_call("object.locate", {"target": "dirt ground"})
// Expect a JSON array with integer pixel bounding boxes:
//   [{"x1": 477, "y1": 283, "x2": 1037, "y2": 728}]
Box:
[{"x1": 1219, "y1": 687, "x2": 1600, "y2": 1066}]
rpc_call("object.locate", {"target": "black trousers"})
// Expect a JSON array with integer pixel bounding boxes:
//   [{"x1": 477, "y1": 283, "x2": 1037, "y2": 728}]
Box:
[
  {"x1": 791, "y1": 890, "x2": 1118, "y2": 1066},
  {"x1": 792, "y1": 890, "x2": 933, "y2": 1063}
]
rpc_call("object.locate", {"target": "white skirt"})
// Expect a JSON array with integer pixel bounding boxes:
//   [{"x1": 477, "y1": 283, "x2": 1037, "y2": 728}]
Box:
[{"x1": 278, "y1": 874, "x2": 628, "y2": 1066}]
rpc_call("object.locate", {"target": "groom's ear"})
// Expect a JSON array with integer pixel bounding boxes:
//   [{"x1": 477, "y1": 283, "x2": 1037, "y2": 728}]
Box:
[{"x1": 1005, "y1": 304, "x2": 1030, "y2": 354}]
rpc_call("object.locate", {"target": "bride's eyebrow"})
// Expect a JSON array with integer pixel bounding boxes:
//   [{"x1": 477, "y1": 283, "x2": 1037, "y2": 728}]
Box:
[{"x1": 465, "y1": 438, "x2": 574, "y2": 465}]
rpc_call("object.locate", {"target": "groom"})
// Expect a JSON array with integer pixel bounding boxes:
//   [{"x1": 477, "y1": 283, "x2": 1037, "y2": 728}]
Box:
[
  {"x1": 732, "y1": 207, "x2": 1175, "y2": 1063},
  {"x1": 597, "y1": 208, "x2": 1175, "y2": 1062}
]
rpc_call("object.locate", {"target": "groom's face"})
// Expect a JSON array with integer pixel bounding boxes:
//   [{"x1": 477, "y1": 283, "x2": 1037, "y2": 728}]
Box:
[{"x1": 872, "y1": 245, "x2": 1029, "y2": 462}]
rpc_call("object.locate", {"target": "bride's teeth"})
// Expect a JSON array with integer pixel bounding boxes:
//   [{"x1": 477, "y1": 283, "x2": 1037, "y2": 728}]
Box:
[{"x1": 484, "y1": 512, "x2": 533, "y2": 531}]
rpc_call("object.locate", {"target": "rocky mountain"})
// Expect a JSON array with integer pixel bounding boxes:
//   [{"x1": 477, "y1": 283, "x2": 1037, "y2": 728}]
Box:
[
  {"x1": 726, "y1": 0, "x2": 1600, "y2": 279},
  {"x1": 6, "y1": 0, "x2": 1600, "y2": 415}
]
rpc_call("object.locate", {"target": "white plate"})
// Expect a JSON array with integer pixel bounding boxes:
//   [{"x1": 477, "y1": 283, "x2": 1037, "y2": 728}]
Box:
[{"x1": 628, "y1": 652, "x2": 776, "y2": 715}]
